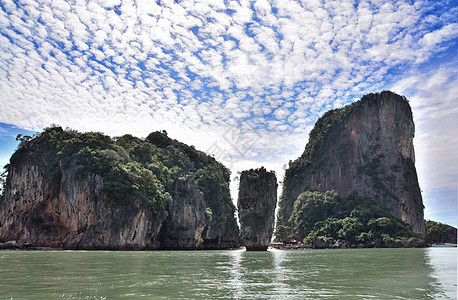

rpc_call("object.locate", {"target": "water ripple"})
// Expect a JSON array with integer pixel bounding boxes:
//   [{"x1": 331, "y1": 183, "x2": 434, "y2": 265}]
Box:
[{"x1": 0, "y1": 248, "x2": 456, "y2": 299}]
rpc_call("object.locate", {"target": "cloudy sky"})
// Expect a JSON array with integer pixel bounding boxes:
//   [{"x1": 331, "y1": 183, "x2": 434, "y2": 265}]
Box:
[{"x1": 0, "y1": 0, "x2": 456, "y2": 226}]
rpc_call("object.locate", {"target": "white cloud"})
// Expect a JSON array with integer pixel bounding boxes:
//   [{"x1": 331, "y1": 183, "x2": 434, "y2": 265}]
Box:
[
  {"x1": 254, "y1": 0, "x2": 271, "y2": 15},
  {"x1": 419, "y1": 23, "x2": 458, "y2": 47},
  {"x1": 390, "y1": 62, "x2": 458, "y2": 224},
  {"x1": 0, "y1": 0, "x2": 457, "y2": 224}
]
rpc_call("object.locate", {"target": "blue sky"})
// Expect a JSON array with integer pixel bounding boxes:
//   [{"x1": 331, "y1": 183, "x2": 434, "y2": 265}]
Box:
[{"x1": 0, "y1": 0, "x2": 457, "y2": 227}]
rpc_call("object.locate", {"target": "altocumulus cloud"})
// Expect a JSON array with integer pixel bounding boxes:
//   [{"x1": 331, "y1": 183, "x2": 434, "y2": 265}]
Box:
[
  {"x1": 391, "y1": 60, "x2": 458, "y2": 226},
  {"x1": 0, "y1": 0, "x2": 457, "y2": 224}
]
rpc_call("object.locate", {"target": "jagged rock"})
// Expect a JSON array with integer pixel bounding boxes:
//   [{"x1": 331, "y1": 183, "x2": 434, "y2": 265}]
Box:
[
  {"x1": 277, "y1": 91, "x2": 425, "y2": 237},
  {"x1": 238, "y1": 167, "x2": 277, "y2": 251},
  {"x1": 0, "y1": 240, "x2": 19, "y2": 249}
]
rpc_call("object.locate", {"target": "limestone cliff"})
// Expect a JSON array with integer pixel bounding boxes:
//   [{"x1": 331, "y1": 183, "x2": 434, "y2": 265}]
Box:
[
  {"x1": 238, "y1": 167, "x2": 277, "y2": 251},
  {"x1": 0, "y1": 127, "x2": 239, "y2": 249},
  {"x1": 0, "y1": 159, "x2": 162, "y2": 249},
  {"x1": 159, "y1": 175, "x2": 239, "y2": 249},
  {"x1": 277, "y1": 91, "x2": 425, "y2": 236}
]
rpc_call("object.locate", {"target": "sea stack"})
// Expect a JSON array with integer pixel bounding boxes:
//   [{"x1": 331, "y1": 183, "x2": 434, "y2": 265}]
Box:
[
  {"x1": 277, "y1": 91, "x2": 425, "y2": 237},
  {"x1": 238, "y1": 167, "x2": 277, "y2": 251}
]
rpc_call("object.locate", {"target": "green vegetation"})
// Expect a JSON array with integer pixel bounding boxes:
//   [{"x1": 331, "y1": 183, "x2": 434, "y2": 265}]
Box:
[
  {"x1": 425, "y1": 220, "x2": 457, "y2": 244},
  {"x1": 0, "y1": 167, "x2": 6, "y2": 199},
  {"x1": 242, "y1": 167, "x2": 275, "y2": 196},
  {"x1": 205, "y1": 207, "x2": 213, "y2": 221},
  {"x1": 8, "y1": 126, "x2": 236, "y2": 224},
  {"x1": 0, "y1": 237, "x2": 5, "y2": 243},
  {"x1": 275, "y1": 190, "x2": 419, "y2": 247}
]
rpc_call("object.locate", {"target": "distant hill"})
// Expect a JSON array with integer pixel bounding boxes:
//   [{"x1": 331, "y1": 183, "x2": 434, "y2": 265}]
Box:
[{"x1": 425, "y1": 220, "x2": 457, "y2": 244}]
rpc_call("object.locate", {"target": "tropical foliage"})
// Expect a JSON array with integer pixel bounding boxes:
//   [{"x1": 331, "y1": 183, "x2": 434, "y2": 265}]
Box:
[
  {"x1": 275, "y1": 190, "x2": 420, "y2": 247},
  {"x1": 425, "y1": 220, "x2": 457, "y2": 244},
  {"x1": 8, "y1": 126, "x2": 236, "y2": 222}
]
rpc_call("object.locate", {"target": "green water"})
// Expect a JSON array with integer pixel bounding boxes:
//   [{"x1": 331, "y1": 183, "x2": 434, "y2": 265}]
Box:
[{"x1": 0, "y1": 248, "x2": 456, "y2": 299}]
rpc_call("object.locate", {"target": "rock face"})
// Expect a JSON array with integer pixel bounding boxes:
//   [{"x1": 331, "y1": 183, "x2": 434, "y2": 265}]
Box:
[
  {"x1": 0, "y1": 127, "x2": 240, "y2": 249},
  {"x1": 238, "y1": 167, "x2": 277, "y2": 251},
  {"x1": 0, "y1": 159, "x2": 158, "y2": 250},
  {"x1": 159, "y1": 176, "x2": 240, "y2": 249},
  {"x1": 277, "y1": 91, "x2": 425, "y2": 236}
]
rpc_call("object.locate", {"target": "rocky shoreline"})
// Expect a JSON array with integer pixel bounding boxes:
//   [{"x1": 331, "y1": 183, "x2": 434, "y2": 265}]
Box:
[
  {"x1": 1, "y1": 239, "x2": 428, "y2": 251},
  {"x1": 0, "y1": 240, "x2": 244, "y2": 251},
  {"x1": 0, "y1": 240, "x2": 39, "y2": 250},
  {"x1": 269, "y1": 240, "x2": 426, "y2": 250}
]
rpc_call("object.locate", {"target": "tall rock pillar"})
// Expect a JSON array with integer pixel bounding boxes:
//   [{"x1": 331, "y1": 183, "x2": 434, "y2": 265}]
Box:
[{"x1": 237, "y1": 167, "x2": 277, "y2": 251}]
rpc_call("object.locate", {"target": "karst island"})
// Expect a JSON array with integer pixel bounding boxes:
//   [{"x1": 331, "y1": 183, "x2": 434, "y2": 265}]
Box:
[{"x1": 0, "y1": 91, "x2": 455, "y2": 250}]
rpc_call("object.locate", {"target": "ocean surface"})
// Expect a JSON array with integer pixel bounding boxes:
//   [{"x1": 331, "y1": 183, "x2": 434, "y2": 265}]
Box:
[{"x1": 0, "y1": 247, "x2": 456, "y2": 299}]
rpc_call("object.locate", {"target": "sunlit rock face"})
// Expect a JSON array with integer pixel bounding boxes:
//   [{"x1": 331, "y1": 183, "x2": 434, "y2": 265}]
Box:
[
  {"x1": 238, "y1": 167, "x2": 277, "y2": 251},
  {"x1": 277, "y1": 91, "x2": 425, "y2": 237},
  {"x1": 0, "y1": 160, "x2": 161, "y2": 250}
]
